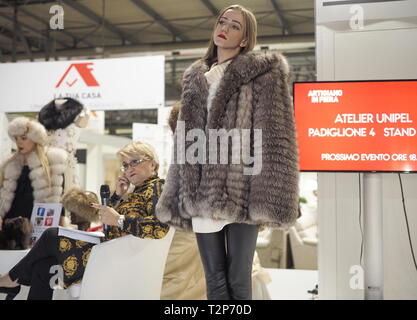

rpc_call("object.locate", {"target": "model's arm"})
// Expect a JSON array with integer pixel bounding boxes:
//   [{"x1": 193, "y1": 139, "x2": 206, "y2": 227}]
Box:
[{"x1": 248, "y1": 54, "x2": 299, "y2": 228}]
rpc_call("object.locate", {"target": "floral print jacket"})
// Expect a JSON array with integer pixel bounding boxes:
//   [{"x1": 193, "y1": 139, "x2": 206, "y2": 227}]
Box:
[{"x1": 58, "y1": 175, "x2": 169, "y2": 288}]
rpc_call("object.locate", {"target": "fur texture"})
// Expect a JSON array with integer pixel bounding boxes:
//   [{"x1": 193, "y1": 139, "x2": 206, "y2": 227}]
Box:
[
  {"x1": 0, "y1": 147, "x2": 67, "y2": 218},
  {"x1": 0, "y1": 217, "x2": 32, "y2": 250},
  {"x1": 8, "y1": 117, "x2": 47, "y2": 146},
  {"x1": 62, "y1": 188, "x2": 99, "y2": 223},
  {"x1": 38, "y1": 98, "x2": 84, "y2": 130},
  {"x1": 168, "y1": 101, "x2": 181, "y2": 133},
  {"x1": 155, "y1": 52, "x2": 299, "y2": 231}
]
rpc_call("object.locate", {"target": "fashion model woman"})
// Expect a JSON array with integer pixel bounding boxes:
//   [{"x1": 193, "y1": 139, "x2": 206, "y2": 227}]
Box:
[{"x1": 156, "y1": 5, "x2": 299, "y2": 300}]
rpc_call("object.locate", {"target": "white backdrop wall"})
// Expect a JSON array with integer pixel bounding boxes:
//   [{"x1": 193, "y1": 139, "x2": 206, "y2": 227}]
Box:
[
  {"x1": 316, "y1": 0, "x2": 417, "y2": 299},
  {"x1": 132, "y1": 106, "x2": 173, "y2": 179}
]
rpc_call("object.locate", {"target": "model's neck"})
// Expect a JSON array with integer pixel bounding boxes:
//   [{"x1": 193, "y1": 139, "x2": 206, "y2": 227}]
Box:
[
  {"x1": 216, "y1": 47, "x2": 240, "y2": 64},
  {"x1": 21, "y1": 148, "x2": 34, "y2": 165},
  {"x1": 22, "y1": 153, "x2": 29, "y2": 165}
]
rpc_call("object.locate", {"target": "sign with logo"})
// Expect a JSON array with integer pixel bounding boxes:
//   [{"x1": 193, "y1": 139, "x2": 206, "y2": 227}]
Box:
[
  {"x1": 294, "y1": 80, "x2": 417, "y2": 172},
  {"x1": 30, "y1": 203, "x2": 62, "y2": 246},
  {"x1": 0, "y1": 56, "x2": 164, "y2": 112}
]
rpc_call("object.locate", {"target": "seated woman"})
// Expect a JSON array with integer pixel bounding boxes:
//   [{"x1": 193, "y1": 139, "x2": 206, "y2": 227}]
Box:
[
  {"x1": 0, "y1": 117, "x2": 67, "y2": 250},
  {"x1": 0, "y1": 141, "x2": 169, "y2": 300}
]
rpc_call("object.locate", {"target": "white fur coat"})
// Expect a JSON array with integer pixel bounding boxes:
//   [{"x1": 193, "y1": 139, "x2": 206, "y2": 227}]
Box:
[{"x1": 0, "y1": 147, "x2": 67, "y2": 218}]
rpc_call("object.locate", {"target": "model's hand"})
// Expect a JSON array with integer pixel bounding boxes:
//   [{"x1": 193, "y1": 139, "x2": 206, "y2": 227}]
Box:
[
  {"x1": 90, "y1": 203, "x2": 120, "y2": 226},
  {"x1": 115, "y1": 174, "x2": 130, "y2": 197}
]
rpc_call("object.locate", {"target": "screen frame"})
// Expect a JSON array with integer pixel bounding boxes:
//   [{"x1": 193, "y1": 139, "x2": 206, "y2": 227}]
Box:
[{"x1": 293, "y1": 79, "x2": 417, "y2": 173}]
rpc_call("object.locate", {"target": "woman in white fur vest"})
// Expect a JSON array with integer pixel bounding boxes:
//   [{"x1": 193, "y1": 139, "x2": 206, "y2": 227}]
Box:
[{"x1": 0, "y1": 117, "x2": 67, "y2": 249}]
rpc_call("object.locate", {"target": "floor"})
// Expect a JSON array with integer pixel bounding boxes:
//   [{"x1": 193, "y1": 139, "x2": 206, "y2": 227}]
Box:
[
  {"x1": 2, "y1": 268, "x2": 319, "y2": 300},
  {"x1": 265, "y1": 268, "x2": 319, "y2": 300}
]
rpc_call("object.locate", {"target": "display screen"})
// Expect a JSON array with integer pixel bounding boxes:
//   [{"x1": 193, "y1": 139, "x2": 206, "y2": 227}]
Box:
[{"x1": 293, "y1": 80, "x2": 417, "y2": 172}]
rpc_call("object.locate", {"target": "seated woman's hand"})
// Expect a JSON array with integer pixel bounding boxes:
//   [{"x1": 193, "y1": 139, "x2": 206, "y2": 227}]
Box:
[
  {"x1": 90, "y1": 203, "x2": 121, "y2": 226},
  {"x1": 115, "y1": 174, "x2": 130, "y2": 197}
]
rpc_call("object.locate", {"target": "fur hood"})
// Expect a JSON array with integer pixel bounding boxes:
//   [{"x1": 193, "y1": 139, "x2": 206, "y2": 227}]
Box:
[
  {"x1": 0, "y1": 147, "x2": 67, "y2": 218},
  {"x1": 8, "y1": 117, "x2": 47, "y2": 146},
  {"x1": 38, "y1": 98, "x2": 84, "y2": 131},
  {"x1": 156, "y1": 52, "x2": 299, "y2": 231}
]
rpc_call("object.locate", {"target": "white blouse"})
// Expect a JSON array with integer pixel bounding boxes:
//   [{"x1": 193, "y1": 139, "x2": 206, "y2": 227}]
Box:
[{"x1": 192, "y1": 60, "x2": 233, "y2": 233}]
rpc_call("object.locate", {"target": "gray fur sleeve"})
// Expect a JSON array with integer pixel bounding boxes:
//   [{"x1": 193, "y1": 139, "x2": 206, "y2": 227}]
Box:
[
  {"x1": 248, "y1": 54, "x2": 300, "y2": 229},
  {"x1": 155, "y1": 136, "x2": 193, "y2": 232}
]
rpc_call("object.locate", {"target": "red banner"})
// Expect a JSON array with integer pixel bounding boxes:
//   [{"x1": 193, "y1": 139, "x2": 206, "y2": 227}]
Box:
[{"x1": 294, "y1": 80, "x2": 417, "y2": 172}]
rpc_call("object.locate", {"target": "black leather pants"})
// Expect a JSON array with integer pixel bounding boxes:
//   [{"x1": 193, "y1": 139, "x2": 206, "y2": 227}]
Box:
[
  {"x1": 195, "y1": 223, "x2": 259, "y2": 300},
  {"x1": 9, "y1": 227, "x2": 59, "y2": 300}
]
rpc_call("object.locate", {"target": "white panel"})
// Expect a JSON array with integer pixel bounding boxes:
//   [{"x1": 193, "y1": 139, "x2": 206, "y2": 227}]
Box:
[
  {"x1": 335, "y1": 173, "x2": 364, "y2": 299},
  {"x1": 316, "y1": 26, "x2": 336, "y2": 80},
  {"x1": 331, "y1": 27, "x2": 417, "y2": 299},
  {"x1": 335, "y1": 28, "x2": 417, "y2": 80},
  {"x1": 316, "y1": 0, "x2": 417, "y2": 24},
  {"x1": 382, "y1": 173, "x2": 417, "y2": 299},
  {"x1": 317, "y1": 173, "x2": 338, "y2": 299},
  {"x1": 316, "y1": 0, "x2": 417, "y2": 300}
]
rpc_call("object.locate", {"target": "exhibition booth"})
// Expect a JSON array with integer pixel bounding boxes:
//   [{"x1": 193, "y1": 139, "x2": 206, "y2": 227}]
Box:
[
  {"x1": 0, "y1": 55, "x2": 319, "y2": 300},
  {"x1": 315, "y1": 0, "x2": 417, "y2": 300},
  {"x1": 0, "y1": 0, "x2": 416, "y2": 300}
]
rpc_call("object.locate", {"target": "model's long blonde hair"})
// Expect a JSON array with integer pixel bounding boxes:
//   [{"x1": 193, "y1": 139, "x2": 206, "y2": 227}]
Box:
[
  {"x1": 203, "y1": 4, "x2": 258, "y2": 66},
  {"x1": 36, "y1": 144, "x2": 52, "y2": 189}
]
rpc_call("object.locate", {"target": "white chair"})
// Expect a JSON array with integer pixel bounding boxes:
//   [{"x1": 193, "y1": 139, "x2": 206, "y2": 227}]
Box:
[
  {"x1": 288, "y1": 213, "x2": 318, "y2": 270},
  {"x1": 54, "y1": 227, "x2": 175, "y2": 300},
  {"x1": 0, "y1": 249, "x2": 31, "y2": 300}
]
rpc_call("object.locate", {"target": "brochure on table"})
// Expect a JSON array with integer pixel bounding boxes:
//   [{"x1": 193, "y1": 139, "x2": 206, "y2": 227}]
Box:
[
  {"x1": 30, "y1": 203, "x2": 104, "y2": 246},
  {"x1": 57, "y1": 227, "x2": 104, "y2": 244},
  {"x1": 30, "y1": 203, "x2": 62, "y2": 246}
]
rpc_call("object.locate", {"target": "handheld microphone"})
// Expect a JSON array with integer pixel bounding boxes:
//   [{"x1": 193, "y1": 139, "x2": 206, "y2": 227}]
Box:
[{"x1": 100, "y1": 184, "x2": 110, "y2": 231}]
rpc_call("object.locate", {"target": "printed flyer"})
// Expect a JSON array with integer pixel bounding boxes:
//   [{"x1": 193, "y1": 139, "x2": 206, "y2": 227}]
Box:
[{"x1": 30, "y1": 203, "x2": 62, "y2": 246}]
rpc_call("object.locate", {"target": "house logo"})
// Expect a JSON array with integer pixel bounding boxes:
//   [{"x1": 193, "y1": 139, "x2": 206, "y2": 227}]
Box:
[{"x1": 55, "y1": 63, "x2": 100, "y2": 88}]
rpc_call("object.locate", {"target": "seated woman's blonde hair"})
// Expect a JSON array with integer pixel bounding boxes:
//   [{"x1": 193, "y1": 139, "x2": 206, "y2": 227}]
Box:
[{"x1": 117, "y1": 141, "x2": 159, "y2": 173}]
